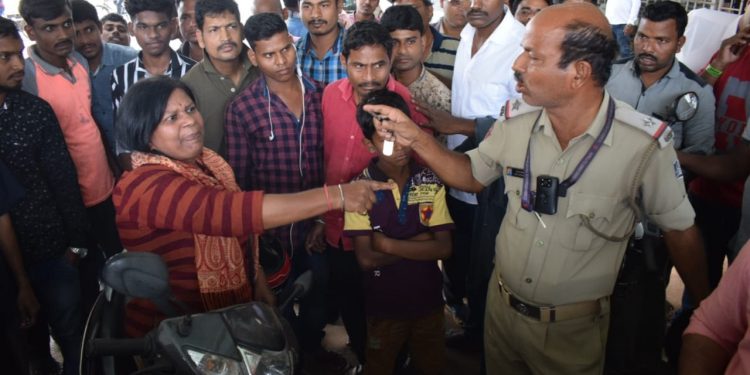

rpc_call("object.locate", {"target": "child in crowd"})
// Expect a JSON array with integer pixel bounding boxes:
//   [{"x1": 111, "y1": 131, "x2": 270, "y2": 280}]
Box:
[{"x1": 344, "y1": 89, "x2": 453, "y2": 375}]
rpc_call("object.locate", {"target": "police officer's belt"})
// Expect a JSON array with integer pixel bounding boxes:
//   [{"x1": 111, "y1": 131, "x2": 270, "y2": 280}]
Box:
[{"x1": 498, "y1": 279, "x2": 604, "y2": 322}]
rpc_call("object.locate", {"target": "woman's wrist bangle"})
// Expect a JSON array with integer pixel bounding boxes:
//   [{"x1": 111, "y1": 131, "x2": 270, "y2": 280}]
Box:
[
  {"x1": 315, "y1": 218, "x2": 325, "y2": 225},
  {"x1": 337, "y1": 184, "x2": 345, "y2": 212},
  {"x1": 705, "y1": 63, "x2": 723, "y2": 78},
  {"x1": 323, "y1": 184, "x2": 333, "y2": 211}
]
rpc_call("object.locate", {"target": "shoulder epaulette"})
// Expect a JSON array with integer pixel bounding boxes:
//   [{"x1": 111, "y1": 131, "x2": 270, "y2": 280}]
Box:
[
  {"x1": 499, "y1": 98, "x2": 541, "y2": 120},
  {"x1": 614, "y1": 101, "x2": 673, "y2": 149}
]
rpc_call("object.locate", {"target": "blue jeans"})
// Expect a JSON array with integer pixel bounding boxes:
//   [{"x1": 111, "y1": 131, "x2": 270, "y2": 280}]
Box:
[
  {"x1": 27, "y1": 256, "x2": 82, "y2": 375},
  {"x1": 612, "y1": 24, "x2": 634, "y2": 61}
]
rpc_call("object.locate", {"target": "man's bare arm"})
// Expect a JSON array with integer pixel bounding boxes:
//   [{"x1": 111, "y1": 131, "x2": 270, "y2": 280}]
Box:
[
  {"x1": 664, "y1": 225, "x2": 710, "y2": 303},
  {"x1": 679, "y1": 334, "x2": 731, "y2": 375},
  {"x1": 678, "y1": 143, "x2": 750, "y2": 182}
]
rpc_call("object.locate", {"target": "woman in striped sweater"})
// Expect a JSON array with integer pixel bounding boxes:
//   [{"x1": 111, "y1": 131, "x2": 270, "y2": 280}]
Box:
[{"x1": 113, "y1": 76, "x2": 389, "y2": 337}]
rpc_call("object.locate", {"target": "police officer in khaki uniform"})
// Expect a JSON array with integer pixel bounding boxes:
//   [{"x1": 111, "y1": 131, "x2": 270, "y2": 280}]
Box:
[{"x1": 363, "y1": 3, "x2": 710, "y2": 374}]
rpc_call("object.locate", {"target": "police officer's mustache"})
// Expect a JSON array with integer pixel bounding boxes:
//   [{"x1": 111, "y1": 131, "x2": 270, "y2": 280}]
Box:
[
  {"x1": 514, "y1": 71, "x2": 524, "y2": 83},
  {"x1": 637, "y1": 53, "x2": 657, "y2": 61}
]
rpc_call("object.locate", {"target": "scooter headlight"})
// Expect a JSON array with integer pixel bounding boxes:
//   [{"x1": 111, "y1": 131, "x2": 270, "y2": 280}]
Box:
[
  {"x1": 187, "y1": 348, "x2": 244, "y2": 375},
  {"x1": 239, "y1": 347, "x2": 294, "y2": 375}
]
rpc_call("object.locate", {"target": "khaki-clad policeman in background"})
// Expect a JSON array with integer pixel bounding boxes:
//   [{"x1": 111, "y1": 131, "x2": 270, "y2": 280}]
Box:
[{"x1": 363, "y1": 3, "x2": 710, "y2": 374}]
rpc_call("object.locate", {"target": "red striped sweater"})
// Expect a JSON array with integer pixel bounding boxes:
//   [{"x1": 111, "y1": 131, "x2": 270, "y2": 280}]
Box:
[{"x1": 113, "y1": 164, "x2": 264, "y2": 337}]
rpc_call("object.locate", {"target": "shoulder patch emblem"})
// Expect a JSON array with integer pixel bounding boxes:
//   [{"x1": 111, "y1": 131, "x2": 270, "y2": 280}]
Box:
[
  {"x1": 616, "y1": 103, "x2": 673, "y2": 148},
  {"x1": 502, "y1": 99, "x2": 540, "y2": 120}
]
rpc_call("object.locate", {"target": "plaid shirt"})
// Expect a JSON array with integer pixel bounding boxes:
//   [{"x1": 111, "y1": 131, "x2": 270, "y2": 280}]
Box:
[
  {"x1": 296, "y1": 26, "x2": 348, "y2": 85},
  {"x1": 225, "y1": 74, "x2": 325, "y2": 252}
]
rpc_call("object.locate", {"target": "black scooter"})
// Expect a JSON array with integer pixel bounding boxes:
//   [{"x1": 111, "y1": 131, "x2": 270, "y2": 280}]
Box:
[{"x1": 80, "y1": 251, "x2": 311, "y2": 374}]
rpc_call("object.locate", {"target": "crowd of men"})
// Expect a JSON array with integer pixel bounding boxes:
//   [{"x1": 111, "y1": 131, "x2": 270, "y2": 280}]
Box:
[{"x1": 0, "y1": 0, "x2": 749, "y2": 374}]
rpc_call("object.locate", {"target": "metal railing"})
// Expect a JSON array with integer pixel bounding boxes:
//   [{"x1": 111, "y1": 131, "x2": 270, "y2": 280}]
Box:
[{"x1": 680, "y1": 0, "x2": 746, "y2": 13}]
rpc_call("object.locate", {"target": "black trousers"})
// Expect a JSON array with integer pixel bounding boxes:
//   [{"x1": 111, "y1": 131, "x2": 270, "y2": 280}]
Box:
[
  {"x1": 327, "y1": 244, "x2": 367, "y2": 364},
  {"x1": 606, "y1": 235, "x2": 669, "y2": 374},
  {"x1": 443, "y1": 195, "x2": 476, "y2": 307}
]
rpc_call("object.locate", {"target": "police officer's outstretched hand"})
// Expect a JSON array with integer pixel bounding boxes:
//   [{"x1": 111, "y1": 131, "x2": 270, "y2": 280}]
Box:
[{"x1": 363, "y1": 104, "x2": 423, "y2": 148}]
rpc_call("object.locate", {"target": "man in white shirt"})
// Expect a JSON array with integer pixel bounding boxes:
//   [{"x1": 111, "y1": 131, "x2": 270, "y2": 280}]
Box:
[{"x1": 605, "y1": 0, "x2": 640, "y2": 61}]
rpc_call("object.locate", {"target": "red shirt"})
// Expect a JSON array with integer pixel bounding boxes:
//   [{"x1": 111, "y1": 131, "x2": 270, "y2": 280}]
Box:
[
  {"x1": 690, "y1": 48, "x2": 750, "y2": 207},
  {"x1": 322, "y1": 77, "x2": 428, "y2": 250}
]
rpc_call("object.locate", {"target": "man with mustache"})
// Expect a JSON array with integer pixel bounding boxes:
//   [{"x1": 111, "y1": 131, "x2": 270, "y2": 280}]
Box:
[
  {"x1": 605, "y1": 6, "x2": 716, "y2": 368},
  {"x1": 0, "y1": 15, "x2": 90, "y2": 375},
  {"x1": 607, "y1": 1, "x2": 715, "y2": 157},
  {"x1": 182, "y1": 0, "x2": 258, "y2": 157},
  {"x1": 112, "y1": 0, "x2": 195, "y2": 168},
  {"x1": 364, "y1": 4, "x2": 710, "y2": 373},
  {"x1": 177, "y1": 0, "x2": 204, "y2": 62},
  {"x1": 320, "y1": 21, "x2": 428, "y2": 367},
  {"x1": 296, "y1": 0, "x2": 347, "y2": 85},
  {"x1": 100, "y1": 13, "x2": 131, "y2": 47},
  {"x1": 225, "y1": 13, "x2": 338, "y2": 373},
  {"x1": 71, "y1": 0, "x2": 137, "y2": 154}
]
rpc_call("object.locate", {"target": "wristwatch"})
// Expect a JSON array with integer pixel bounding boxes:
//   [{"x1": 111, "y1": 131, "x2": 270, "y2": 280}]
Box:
[{"x1": 68, "y1": 247, "x2": 89, "y2": 259}]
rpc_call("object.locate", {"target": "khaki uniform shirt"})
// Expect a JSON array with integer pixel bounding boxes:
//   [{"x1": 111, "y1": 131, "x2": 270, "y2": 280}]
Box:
[
  {"x1": 466, "y1": 92, "x2": 695, "y2": 306},
  {"x1": 182, "y1": 51, "x2": 259, "y2": 157}
]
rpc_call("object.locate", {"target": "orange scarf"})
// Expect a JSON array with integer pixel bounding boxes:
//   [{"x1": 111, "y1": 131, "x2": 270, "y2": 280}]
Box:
[{"x1": 131, "y1": 149, "x2": 254, "y2": 310}]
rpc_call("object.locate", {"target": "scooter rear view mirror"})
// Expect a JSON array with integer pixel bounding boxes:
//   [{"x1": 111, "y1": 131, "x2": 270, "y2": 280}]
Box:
[
  {"x1": 101, "y1": 251, "x2": 171, "y2": 300},
  {"x1": 673, "y1": 92, "x2": 699, "y2": 122}
]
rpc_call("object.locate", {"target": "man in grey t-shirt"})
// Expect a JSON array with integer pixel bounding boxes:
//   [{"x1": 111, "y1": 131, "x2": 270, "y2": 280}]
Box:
[{"x1": 607, "y1": 1, "x2": 715, "y2": 156}]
